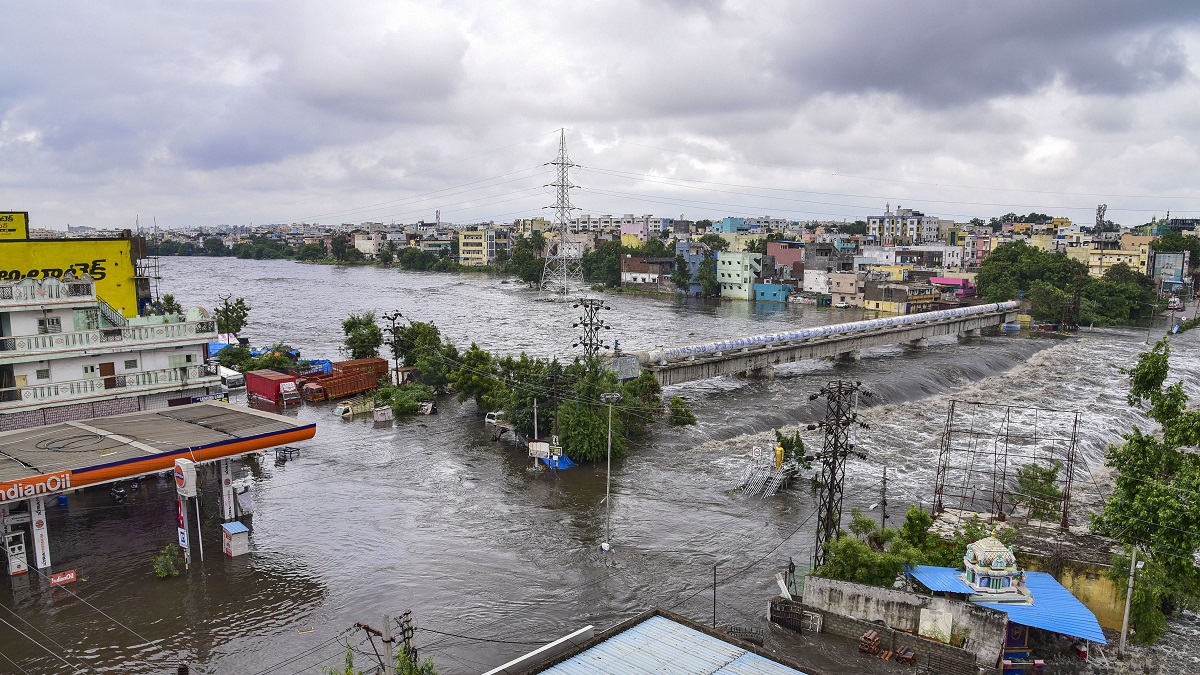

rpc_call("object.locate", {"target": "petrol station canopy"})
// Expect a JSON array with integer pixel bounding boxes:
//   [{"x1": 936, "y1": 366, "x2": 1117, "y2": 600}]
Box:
[{"x1": 0, "y1": 402, "x2": 316, "y2": 505}]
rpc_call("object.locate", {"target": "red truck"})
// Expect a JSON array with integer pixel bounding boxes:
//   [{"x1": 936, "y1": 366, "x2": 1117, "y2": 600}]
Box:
[{"x1": 245, "y1": 370, "x2": 302, "y2": 406}]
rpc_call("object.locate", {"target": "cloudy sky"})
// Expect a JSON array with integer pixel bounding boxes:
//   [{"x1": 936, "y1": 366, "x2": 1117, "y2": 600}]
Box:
[{"x1": 3, "y1": 1, "x2": 1199, "y2": 230}]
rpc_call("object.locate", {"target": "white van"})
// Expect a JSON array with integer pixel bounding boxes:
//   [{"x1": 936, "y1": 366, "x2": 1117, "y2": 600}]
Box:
[{"x1": 219, "y1": 366, "x2": 246, "y2": 389}]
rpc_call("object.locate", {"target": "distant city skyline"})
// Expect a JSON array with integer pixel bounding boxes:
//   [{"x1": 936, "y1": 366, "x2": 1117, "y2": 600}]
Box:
[{"x1": 3, "y1": 2, "x2": 1199, "y2": 230}]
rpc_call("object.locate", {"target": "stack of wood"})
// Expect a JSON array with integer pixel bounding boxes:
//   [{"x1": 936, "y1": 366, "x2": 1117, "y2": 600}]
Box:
[{"x1": 858, "y1": 629, "x2": 881, "y2": 655}]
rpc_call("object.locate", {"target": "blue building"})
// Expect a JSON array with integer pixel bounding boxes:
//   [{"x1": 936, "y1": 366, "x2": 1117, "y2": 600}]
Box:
[
  {"x1": 712, "y1": 217, "x2": 749, "y2": 234},
  {"x1": 673, "y1": 240, "x2": 716, "y2": 296}
]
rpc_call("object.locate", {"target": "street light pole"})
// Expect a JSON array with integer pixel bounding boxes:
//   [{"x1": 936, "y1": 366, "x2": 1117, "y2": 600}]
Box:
[
  {"x1": 599, "y1": 392, "x2": 622, "y2": 550},
  {"x1": 381, "y1": 310, "x2": 404, "y2": 384}
]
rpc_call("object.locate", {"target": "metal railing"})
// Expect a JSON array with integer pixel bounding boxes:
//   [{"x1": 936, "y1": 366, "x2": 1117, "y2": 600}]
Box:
[
  {"x1": 0, "y1": 320, "x2": 216, "y2": 356},
  {"x1": 95, "y1": 295, "x2": 129, "y2": 327},
  {"x1": 0, "y1": 363, "x2": 220, "y2": 406}
]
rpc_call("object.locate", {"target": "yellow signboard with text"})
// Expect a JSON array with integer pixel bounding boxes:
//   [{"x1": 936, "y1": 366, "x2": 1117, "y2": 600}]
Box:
[
  {"x1": 0, "y1": 212, "x2": 28, "y2": 240},
  {"x1": 0, "y1": 239, "x2": 142, "y2": 317}
]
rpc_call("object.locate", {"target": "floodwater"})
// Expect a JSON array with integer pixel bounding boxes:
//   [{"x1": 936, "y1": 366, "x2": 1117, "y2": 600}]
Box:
[{"x1": 2, "y1": 257, "x2": 1196, "y2": 674}]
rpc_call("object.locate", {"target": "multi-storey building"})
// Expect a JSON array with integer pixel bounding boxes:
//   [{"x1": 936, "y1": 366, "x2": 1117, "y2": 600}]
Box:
[
  {"x1": 716, "y1": 251, "x2": 762, "y2": 301},
  {"x1": 1, "y1": 275, "x2": 220, "y2": 431},
  {"x1": 457, "y1": 227, "x2": 510, "y2": 266},
  {"x1": 867, "y1": 204, "x2": 942, "y2": 245}
]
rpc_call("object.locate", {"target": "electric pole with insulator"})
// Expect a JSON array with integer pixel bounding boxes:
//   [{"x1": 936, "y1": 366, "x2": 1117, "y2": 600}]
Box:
[
  {"x1": 810, "y1": 380, "x2": 871, "y2": 570},
  {"x1": 572, "y1": 297, "x2": 612, "y2": 359}
]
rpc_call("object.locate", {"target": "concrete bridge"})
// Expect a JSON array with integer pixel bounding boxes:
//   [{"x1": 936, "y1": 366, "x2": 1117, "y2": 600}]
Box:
[{"x1": 632, "y1": 302, "x2": 1020, "y2": 386}]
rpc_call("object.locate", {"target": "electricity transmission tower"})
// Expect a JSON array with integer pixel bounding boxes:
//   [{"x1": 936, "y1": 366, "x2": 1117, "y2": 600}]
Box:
[
  {"x1": 540, "y1": 129, "x2": 584, "y2": 298},
  {"x1": 572, "y1": 297, "x2": 612, "y2": 358},
  {"x1": 810, "y1": 380, "x2": 871, "y2": 569}
]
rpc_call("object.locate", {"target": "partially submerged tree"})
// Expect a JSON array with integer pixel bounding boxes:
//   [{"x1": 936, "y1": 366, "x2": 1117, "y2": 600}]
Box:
[
  {"x1": 1093, "y1": 339, "x2": 1200, "y2": 643},
  {"x1": 214, "y1": 295, "x2": 251, "y2": 336},
  {"x1": 342, "y1": 312, "x2": 383, "y2": 359}
]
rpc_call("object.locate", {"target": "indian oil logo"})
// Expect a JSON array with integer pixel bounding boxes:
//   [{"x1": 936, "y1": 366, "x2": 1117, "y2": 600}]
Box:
[{"x1": 1, "y1": 473, "x2": 71, "y2": 500}]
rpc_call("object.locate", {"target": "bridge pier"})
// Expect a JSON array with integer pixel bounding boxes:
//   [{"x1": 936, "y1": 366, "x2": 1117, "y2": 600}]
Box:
[
  {"x1": 902, "y1": 337, "x2": 929, "y2": 349},
  {"x1": 835, "y1": 350, "x2": 861, "y2": 363},
  {"x1": 958, "y1": 328, "x2": 982, "y2": 339},
  {"x1": 745, "y1": 366, "x2": 775, "y2": 380}
]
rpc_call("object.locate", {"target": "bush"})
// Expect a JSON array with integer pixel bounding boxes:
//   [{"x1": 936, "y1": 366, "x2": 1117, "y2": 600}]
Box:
[
  {"x1": 667, "y1": 396, "x2": 696, "y2": 425},
  {"x1": 153, "y1": 544, "x2": 183, "y2": 578}
]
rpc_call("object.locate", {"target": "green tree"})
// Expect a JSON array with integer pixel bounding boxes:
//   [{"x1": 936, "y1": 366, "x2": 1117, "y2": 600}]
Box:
[
  {"x1": 667, "y1": 396, "x2": 697, "y2": 425},
  {"x1": 1092, "y1": 339, "x2": 1200, "y2": 643},
  {"x1": 639, "y1": 237, "x2": 670, "y2": 257},
  {"x1": 214, "y1": 295, "x2": 251, "y2": 336},
  {"x1": 379, "y1": 241, "x2": 398, "y2": 266},
  {"x1": 558, "y1": 360, "x2": 624, "y2": 462},
  {"x1": 672, "y1": 253, "x2": 691, "y2": 292},
  {"x1": 450, "y1": 343, "x2": 505, "y2": 411},
  {"x1": 698, "y1": 233, "x2": 729, "y2": 252},
  {"x1": 330, "y1": 236, "x2": 350, "y2": 263},
  {"x1": 296, "y1": 243, "x2": 327, "y2": 261},
  {"x1": 145, "y1": 294, "x2": 183, "y2": 316},
  {"x1": 582, "y1": 240, "x2": 622, "y2": 288},
  {"x1": 619, "y1": 370, "x2": 662, "y2": 438},
  {"x1": 202, "y1": 237, "x2": 228, "y2": 256},
  {"x1": 342, "y1": 312, "x2": 383, "y2": 359},
  {"x1": 838, "y1": 221, "x2": 868, "y2": 236},
  {"x1": 695, "y1": 249, "x2": 720, "y2": 297},
  {"x1": 529, "y1": 230, "x2": 546, "y2": 255},
  {"x1": 1013, "y1": 461, "x2": 1063, "y2": 521}
]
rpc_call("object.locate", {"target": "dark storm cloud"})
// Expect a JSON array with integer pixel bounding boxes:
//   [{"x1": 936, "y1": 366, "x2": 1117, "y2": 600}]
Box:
[{"x1": 776, "y1": 1, "x2": 1200, "y2": 106}]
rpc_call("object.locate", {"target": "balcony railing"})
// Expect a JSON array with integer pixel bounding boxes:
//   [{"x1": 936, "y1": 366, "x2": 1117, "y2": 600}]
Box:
[
  {"x1": 0, "y1": 363, "x2": 220, "y2": 407},
  {"x1": 0, "y1": 276, "x2": 96, "y2": 308},
  {"x1": 0, "y1": 320, "x2": 216, "y2": 358}
]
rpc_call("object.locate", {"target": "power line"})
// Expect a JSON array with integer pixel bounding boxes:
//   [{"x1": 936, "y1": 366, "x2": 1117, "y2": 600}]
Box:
[
  {"x1": 567, "y1": 128, "x2": 1200, "y2": 202},
  {"x1": 0, "y1": 649, "x2": 32, "y2": 675},
  {"x1": 24, "y1": 566, "x2": 152, "y2": 646},
  {"x1": 0, "y1": 614, "x2": 88, "y2": 674}
]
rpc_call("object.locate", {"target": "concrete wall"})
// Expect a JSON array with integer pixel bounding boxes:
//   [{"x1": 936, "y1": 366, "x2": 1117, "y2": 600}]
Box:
[
  {"x1": 771, "y1": 597, "x2": 1000, "y2": 675},
  {"x1": 802, "y1": 576, "x2": 1007, "y2": 667},
  {"x1": 1020, "y1": 553, "x2": 1124, "y2": 630}
]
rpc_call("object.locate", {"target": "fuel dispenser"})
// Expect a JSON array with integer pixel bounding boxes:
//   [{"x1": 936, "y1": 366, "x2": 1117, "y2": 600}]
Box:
[{"x1": 5, "y1": 531, "x2": 28, "y2": 576}]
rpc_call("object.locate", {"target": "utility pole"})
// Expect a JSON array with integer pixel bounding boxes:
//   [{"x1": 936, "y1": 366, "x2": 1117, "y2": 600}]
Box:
[
  {"x1": 600, "y1": 392, "x2": 623, "y2": 551},
  {"x1": 540, "y1": 129, "x2": 583, "y2": 297},
  {"x1": 382, "y1": 310, "x2": 404, "y2": 385},
  {"x1": 382, "y1": 613, "x2": 394, "y2": 671},
  {"x1": 1119, "y1": 549, "x2": 1139, "y2": 658},
  {"x1": 879, "y1": 466, "x2": 888, "y2": 529},
  {"x1": 572, "y1": 298, "x2": 613, "y2": 359},
  {"x1": 810, "y1": 381, "x2": 871, "y2": 569}
]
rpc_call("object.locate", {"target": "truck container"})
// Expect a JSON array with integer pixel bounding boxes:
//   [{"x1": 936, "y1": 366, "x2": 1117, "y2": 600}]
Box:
[
  {"x1": 245, "y1": 370, "x2": 301, "y2": 406},
  {"x1": 332, "y1": 357, "x2": 389, "y2": 380},
  {"x1": 218, "y1": 366, "x2": 246, "y2": 389},
  {"x1": 301, "y1": 371, "x2": 379, "y2": 401}
]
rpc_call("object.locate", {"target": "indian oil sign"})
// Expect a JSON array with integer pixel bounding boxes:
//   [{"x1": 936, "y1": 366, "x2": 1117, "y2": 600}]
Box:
[{"x1": 1, "y1": 472, "x2": 72, "y2": 502}]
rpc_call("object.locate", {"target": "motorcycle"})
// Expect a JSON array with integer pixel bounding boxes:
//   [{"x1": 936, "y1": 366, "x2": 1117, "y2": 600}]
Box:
[{"x1": 111, "y1": 482, "x2": 127, "y2": 504}]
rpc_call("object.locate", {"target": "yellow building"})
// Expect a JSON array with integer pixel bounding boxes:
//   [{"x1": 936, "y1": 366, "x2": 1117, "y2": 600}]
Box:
[
  {"x1": 458, "y1": 229, "x2": 488, "y2": 267},
  {"x1": 0, "y1": 212, "x2": 149, "y2": 317},
  {"x1": 864, "y1": 265, "x2": 912, "y2": 281},
  {"x1": 620, "y1": 233, "x2": 644, "y2": 249}
]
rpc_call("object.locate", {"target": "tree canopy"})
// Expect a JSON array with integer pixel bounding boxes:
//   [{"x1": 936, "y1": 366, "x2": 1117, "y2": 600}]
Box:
[
  {"x1": 342, "y1": 312, "x2": 383, "y2": 359},
  {"x1": 1092, "y1": 339, "x2": 1200, "y2": 643},
  {"x1": 214, "y1": 295, "x2": 251, "y2": 335}
]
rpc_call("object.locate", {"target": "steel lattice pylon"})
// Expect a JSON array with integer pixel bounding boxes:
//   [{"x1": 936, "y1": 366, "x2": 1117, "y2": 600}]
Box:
[
  {"x1": 540, "y1": 129, "x2": 583, "y2": 298},
  {"x1": 572, "y1": 297, "x2": 612, "y2": 358},
  {"x1": 812, "y1": 380, "x2": 869, "y2": 570}
]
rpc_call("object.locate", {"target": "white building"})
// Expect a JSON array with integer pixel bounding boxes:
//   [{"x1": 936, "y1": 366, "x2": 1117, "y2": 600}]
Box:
[
  {"x1": 867, "y1": 204, "x2": 942, "y2": 245},
  {"x1": 0, "y1": 276, "x2": 220, "y2": 431},
  {"x1": 717, "y1": 251, "x2": 762, "y2": 301}
]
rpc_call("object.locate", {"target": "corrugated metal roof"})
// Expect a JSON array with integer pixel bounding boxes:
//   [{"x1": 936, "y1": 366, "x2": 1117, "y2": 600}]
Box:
[
  {"x1": 908, "y1": 565, "x2": 976, "y2": 594},
  {"x1": 909, "y1": 566, "x2": 1107, "y2": 644},
  {"x1": 542, "y1": 615, "x2": 806, "y2": 674},
  {"x1": 977, "y1": 571, "x2": 1107, "y2": 644}
]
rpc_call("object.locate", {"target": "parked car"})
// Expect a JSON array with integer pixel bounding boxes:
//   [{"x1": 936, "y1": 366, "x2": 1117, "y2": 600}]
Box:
[
  {"x1": 834, "y1": 301, "x2": 851, "y2": 309},
  {"x1": 1168, "y1": 297, "x2": 1184, "y2": 311}
]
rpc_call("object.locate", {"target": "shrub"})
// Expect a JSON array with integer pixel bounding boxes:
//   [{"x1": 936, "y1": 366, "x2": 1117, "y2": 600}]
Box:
[{"x1": 667, "y1": 396, "x2": 697, "y2": 425}]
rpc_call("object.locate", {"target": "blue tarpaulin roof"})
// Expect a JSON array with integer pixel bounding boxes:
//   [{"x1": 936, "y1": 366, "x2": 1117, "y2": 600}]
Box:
[
  {"x1": 908, "y1": 566, "x2": 1106, "y2": 644},
  {"x1": 301, "y1": 359, "x2": 333, "y2": 374},
  {"x1": 539, "y1": 455, "x2": 576, "y2": 469}
]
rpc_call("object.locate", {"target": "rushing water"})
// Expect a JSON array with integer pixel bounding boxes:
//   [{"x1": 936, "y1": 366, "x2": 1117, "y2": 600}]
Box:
[{"x1": 2, "y1": 257, "x2": 1196, "y2": 674}]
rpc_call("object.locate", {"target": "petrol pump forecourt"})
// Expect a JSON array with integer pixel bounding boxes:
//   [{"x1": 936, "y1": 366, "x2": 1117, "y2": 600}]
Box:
[{"x1": 0, "y1": 402, "x2": 315, "y2": 574}]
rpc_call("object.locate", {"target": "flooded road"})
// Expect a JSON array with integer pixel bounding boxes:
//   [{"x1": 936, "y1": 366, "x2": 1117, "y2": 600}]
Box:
[{"x1": 2, "y1": 257, "x2": 1195, "y2": 674}]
